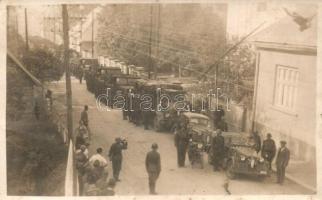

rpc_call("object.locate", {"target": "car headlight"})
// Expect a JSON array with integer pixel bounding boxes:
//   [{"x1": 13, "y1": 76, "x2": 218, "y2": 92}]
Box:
[
  {"x1": 197, "y1": 143, "x2": 203, "y2": 148},
  {"x1": 240, "y1": 156, "x2": 246, "y2": 161},
  {"x1": 259, "y1": 158, "x2": 264, "y2": 162}
]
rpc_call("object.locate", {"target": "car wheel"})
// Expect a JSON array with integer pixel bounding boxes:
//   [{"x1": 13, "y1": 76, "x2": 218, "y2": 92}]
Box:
[{"x1": 226, "y1": 160, "x2": 236, "y2": 179}]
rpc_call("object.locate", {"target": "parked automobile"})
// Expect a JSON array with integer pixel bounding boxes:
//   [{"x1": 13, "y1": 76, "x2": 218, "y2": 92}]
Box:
[
  {"x1": 175, "y1": 112, "x2": 213, "y2": 168},
  {"x1": 208, "y1": 132, "x2": 270, "y2": 179}
]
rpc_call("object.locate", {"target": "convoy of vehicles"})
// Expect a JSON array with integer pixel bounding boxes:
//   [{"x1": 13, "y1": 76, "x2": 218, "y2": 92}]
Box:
[{"x1": 77, "y1": 57, "x2": 269, "y2": 181}]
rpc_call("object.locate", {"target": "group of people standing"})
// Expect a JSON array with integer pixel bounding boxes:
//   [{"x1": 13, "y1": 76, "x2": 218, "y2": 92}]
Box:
[
  {"x1": 211, "y1": 129, "x2": 290, "y2": 185},
  {"x1": 75, "y1": 105, "x2": 162, "y2": 195}
]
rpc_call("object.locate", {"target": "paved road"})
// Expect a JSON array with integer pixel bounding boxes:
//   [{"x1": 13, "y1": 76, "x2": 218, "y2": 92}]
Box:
[{"x1": 50, "y1": 78, "x2": 312, "y2": 195}]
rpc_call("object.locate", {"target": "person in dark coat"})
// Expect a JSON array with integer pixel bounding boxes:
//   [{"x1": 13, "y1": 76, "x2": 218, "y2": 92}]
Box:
[
  {"x1": 213, "y1": 106, "x2": 225, "y2": 128},
  {"x1": 252, "y1": 131, "x2": 261, "y2": 154},
  {"x1": 217, "y1": 118, "x2": 228, "y2": 132},
  {"x1": 145, "y1": 143, "x2": 161, "y2": 195},
  {"x1": 212, "y1": 129, "x2": 225, "y2": 171},
  {"x1": 108, "y1": 137, "x2": 126, "y2": 181},
  {"x1": 81, "y1": 105, "x2": 89, "y2": 127},
  {"x1": 174, "y1": 120, "x2": 190, "y2": 167},
  {"x1": 276, "y1": 141, "x2": 290, "y2": 185},
  {"x1": 261, "y1": 133, "x2": 276, "y2": 170}
]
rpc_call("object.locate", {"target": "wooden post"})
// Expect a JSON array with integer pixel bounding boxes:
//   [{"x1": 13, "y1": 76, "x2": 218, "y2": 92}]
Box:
[
  {"x1": 24, "y1": 8, "x2": 29, "y2": 51},
  {"x1": 62, "y1": 5, "x2": 76, "y2": 195},
  {"x1": 91, "y1": 10, "x2": 94, "y2": 58},
  {"x1": 148, "y1": 4, "x2": 153, "y2": 79}
]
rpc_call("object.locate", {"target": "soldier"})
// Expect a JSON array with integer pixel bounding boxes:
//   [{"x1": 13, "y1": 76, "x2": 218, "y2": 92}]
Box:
[
  {"x1": 108, "y1": 137, "x2": 126, "y2": 181},
  {"x1": 276, "y1": 141, "x2": 290, "y2": 185},
  {"x1": 174, "y1": 119, "x2": 190, "y2": 167},
  {"x1": 145, "y1": 143, "x2": 161, "y2": 195},
  {"x1": 261, "y1": 133, "x2": 276, "y2": 170},
  {"x1": 212, "y1": 129, "x2": 225, "y2": 171}
]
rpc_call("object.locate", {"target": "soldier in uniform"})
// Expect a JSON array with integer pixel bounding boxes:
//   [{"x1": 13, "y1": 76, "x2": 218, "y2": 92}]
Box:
[
  {"x1": 108, "y1": 137, "x2": 127, "y2": 181},
  {"x1": 145, "y1": 143, "x2": 161, "y2": 195},
  {"x1": 261, "y1": 133, "x2": 276, "y2": 170},
  {"x1": 174, "y1": 119, "x2": 190, "y2": 167},
  {"x1": 212, "y1": 129, "x2": 225, "y2": 171},
  {"x1": 276, "y1": 141, "x2": 290, "y2": 185}
]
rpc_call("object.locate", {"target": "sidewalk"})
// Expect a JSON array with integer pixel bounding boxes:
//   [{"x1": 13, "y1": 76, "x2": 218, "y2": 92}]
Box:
[{"x1": 273, "y1": 160, "x2": 316, "y2": 193}]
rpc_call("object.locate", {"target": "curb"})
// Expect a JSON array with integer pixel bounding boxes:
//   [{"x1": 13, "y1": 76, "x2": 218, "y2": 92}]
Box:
[
  {"x1": 271, "y1": 168, "x2": 316, "y2": 193},
  {"x1": 284, "y1": 173, "x2": 316, "y2": 193}
]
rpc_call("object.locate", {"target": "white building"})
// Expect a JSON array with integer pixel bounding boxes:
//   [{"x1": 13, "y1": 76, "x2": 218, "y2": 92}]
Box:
[{"x1": 226, "y1": 1, "x2": 295, "y2": 39}]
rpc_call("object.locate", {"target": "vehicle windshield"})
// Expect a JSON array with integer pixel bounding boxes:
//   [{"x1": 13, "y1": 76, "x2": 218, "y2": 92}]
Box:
[
  {"x1": 189, "y1": 117, "x2": 209, "y2": 126},
  {"x1": 117, "y1": 77, "x2": 138, "y2": 85}
]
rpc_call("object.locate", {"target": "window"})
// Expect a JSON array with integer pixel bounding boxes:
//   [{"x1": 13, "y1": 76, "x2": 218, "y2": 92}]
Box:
[{"x1": 273, "y1": 65, "x2": 299, "y2": 112}]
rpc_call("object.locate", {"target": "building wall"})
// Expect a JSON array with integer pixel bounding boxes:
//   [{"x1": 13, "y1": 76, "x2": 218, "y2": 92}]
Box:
[
  {"x1": 226, "y1": 1, "x2": 292, "y2": 38},
  {"x1": 254, "y1": 49, "x2": 316, "y2": 161}
]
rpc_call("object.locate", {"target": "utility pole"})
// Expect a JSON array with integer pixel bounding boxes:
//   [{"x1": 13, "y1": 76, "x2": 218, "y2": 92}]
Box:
[
  {"x1": 91, "y1": 10, "x2": 94, "y2": 58},
  {"x1": 154, "y1": 4, "x2": 161, "y2": 80},
  {"x1": 148, "y1": 4, "x2": 153, "y2": 79},
  {"x1": 62, "y1": 4, "x2": 76, "y2": 195},
  {"x1": 24, "y1": 8, "x2": 29, "y2": 51},
  {"x1": 53, "y1": 16, "x2": 56, "y2": 44}
]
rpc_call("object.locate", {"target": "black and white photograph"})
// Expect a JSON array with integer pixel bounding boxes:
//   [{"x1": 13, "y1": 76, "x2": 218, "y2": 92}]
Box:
[{"x1": 2, "y1": 0, "x2": 322, "y2": 198}]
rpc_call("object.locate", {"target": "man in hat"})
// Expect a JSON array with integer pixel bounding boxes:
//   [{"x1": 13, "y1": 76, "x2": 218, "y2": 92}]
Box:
[
  {"x1": 81, "y1": 105, "x2": 89, "y2": 127},
  {"x1": 211, "y1": 129, "x2": 225, "y2": 171},
  {"x1": 174, "y1": 119, "x2": 190, "y2": 167},
  {"x1": 81, "y1": 105, "x2": 90, "y2": 138},
  {"x1": 261, "y1": 133, "x2": 276, "y2": 170},
  {"x1": 108, "y1": 137, "x2": 126, "y2": 181},
  {"x1": 145, "y1": 143, "x2": 161, "y2": 195},
  {"x1": 276, "y1": 141, "x2": 290, "y2": 185}
]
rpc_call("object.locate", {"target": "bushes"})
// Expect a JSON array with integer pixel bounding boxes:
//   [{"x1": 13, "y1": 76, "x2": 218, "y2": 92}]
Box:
[{"x1": 22, "y1": 48, "x2": 64, "y2": 82}]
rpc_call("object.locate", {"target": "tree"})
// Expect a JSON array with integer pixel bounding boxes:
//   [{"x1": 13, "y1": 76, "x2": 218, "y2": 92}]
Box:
[
  {"x1": 22, "y1": 48, "x2": 64, "y2": 82},
  {"x1": 96, "y1": 4, "x2": 227, "y2": 74}
]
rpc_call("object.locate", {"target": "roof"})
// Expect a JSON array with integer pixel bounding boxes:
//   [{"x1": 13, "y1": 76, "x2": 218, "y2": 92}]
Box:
[
  {"x1": 183, "y1": 112, "x2": 209, "y2": 120},
  {"x1": 252, "y1": 5, "x2": 317, "y2": 52}
]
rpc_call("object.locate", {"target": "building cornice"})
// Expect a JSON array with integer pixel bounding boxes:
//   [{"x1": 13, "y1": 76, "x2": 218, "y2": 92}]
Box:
[{"x1": 253, "y1": 41, "x2": 317, "y2": 56}]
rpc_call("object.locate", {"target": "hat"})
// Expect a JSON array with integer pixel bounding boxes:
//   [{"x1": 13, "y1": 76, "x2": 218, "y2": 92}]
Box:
[
  {"x1": 267, "y1": 133, "x2": 272, "y2": 137},
  {"x1": 280, "y1": 140, "x2": 287, "y2": 144},
  {"x1": 152, "y1": 143, "x2": 158, "y2": 149}
]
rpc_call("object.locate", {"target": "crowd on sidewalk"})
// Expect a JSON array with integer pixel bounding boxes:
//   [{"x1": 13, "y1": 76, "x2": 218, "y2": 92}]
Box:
[{"x1": 74, "y1": 105, "x2": 162, "y2": 196}]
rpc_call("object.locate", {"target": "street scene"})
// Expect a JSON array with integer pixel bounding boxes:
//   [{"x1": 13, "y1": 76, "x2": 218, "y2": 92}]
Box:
[{"x1": 6, "y1": 1, "x2": 319, "y2": 197}]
